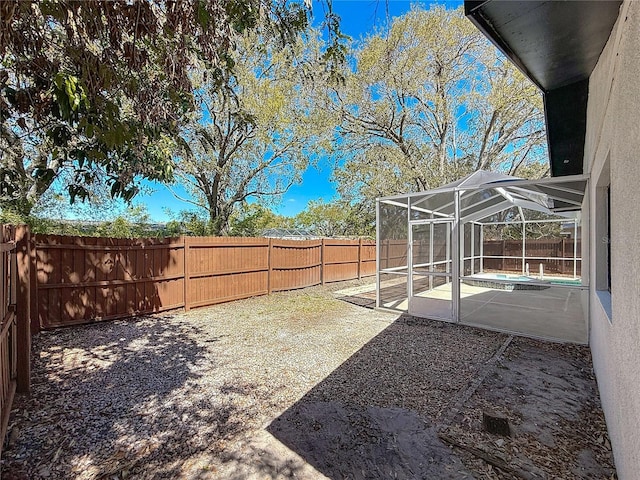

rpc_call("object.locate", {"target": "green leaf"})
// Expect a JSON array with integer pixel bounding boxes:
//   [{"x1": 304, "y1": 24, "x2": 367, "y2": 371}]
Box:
[
  {"x1": 53, "y1": 73, "x2": 64, "y2": 90},
  {"x1": 33, "y1": 168, "x2": 56, "y2": 184},
  {"x1": 68, "y1": 184, "x2": 89, "y2": 204},
  {"x1": 196, "y1": 0, "x2": 210, "y2": 29},
  {"x1": 110, "y1": 181, "x2": 122, "y2": 197}
]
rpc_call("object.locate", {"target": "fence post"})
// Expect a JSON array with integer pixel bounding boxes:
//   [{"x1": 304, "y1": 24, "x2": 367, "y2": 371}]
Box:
[
  {"x1": 358, "y1": 238, "x2": 363, "y2": 280},
  {"x1": 321, "y1": 239, "x2": 325, "y2": 286},
  {"x1": 183, "y1": 236, "x2": 190, "y2": 312},
  {"x1": 29, "y1": 234, "x2": 38, "y2": 334},
  {"x1": 15, "y1": 225, "x2": 31, "y2": 394},
  {"x1": 267, "y1": 239, "x2": 273, "y2": 295}
]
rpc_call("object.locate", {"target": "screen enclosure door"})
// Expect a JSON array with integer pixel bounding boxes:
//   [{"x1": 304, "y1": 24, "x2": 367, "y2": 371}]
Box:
[{"x1": 408, "y1": 220, "x2": 454, "y2": 321}]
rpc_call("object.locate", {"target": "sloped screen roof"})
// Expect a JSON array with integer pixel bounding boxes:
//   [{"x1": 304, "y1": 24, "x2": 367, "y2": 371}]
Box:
[{"x1": 378, "y1": 171, "x2": 586, "y2": 223}]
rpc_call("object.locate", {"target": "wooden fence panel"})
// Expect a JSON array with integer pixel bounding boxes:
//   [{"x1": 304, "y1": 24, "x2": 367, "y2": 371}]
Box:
[
  {"x1": 270, "y1": 240, "x2": 322, "y2": 291},
  {"x1": 32, "y1": 234, "x2": 378, "y2": 329},
  {"x1": 323, "y1": 239, "x2": 360, "y2": 283},
  {"x1": 0, "y1": 226, "x2": 17, "y2": 460},
  {"x1": 36, "y1": 235, "x2": 185, "y2": 328},
  {"x1": 185, "y1": 237, "x2": 269, "y2": 308},
  {"x1": 483, "y1": 239, "x2": 582, "y2": 275},
  {"x1": 379, "y1": 239, "x2": 408, "y2": 270},
  {"x1": 360, "y1": 240, "x2": 376, "y2": 277}
]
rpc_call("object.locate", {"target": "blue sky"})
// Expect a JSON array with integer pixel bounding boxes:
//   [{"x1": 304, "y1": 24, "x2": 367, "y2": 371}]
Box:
[{"x1": 138, "y1": 0, "x2": 463, "y2": 221}]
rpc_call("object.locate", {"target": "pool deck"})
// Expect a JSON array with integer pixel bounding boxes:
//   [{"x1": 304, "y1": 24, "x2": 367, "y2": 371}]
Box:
[{"x1": 335, "y1": 278, "x2": 588, "y2": 344}]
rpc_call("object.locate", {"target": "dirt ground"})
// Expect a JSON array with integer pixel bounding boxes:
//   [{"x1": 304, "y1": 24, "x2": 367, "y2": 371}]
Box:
[
  {"x1": 1, "y1": 280, "x2": 616, "y2": 479},
  {"x1": 440, "y1": 337, "x2": 616, "y2": 479}
]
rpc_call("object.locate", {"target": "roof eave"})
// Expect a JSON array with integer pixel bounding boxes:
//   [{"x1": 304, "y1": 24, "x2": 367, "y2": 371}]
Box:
[{"x1": 464, "y1": 0, "x2": 622, "y2": 177}]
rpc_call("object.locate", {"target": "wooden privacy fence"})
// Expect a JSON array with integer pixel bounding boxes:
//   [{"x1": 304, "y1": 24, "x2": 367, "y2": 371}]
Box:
[
  {"x1": 0, "y1": 226, "x2": 16, "y2": 460},
  {"x1": 379, "y1": 239, "x2": 408, "y2": 270},
  {"x1": 379, "y1": 238, "x2": 582, "y2": 276},
  {"x1": 0, "y1": 226, "x2": 32, "y2": 460},
  {"x1": 27, "y1": 234, "x2": 584, "y2": 331},
  {"x1": 483, "y1": 239, "x2": 582, "y2": 275},
  {"x1": 34, "y1": 235, "x2": 376, "y2": 329}
]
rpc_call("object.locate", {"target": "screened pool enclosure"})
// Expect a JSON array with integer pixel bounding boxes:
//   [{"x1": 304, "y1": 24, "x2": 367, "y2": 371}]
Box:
[{"x1": 376, "y1": 171, "x2": 589, "y2": 343}]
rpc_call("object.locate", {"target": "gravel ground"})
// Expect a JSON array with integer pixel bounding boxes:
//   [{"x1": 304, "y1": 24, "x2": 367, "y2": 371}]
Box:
[{"x1": 1, "y1": 280, "x2": 615, "y2": 479}]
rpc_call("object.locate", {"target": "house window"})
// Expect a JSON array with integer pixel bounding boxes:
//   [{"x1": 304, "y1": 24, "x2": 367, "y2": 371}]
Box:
[
  {"x1": 606, "y1": 186, "x2": 611, "y2": 293},
  {"x1": 595, "y1": 157, "x2": 612, "y2": 321}
]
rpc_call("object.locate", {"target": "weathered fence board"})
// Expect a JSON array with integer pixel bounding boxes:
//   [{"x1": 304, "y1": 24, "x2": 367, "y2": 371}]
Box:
[
  {"x1": 483, "y1": 239, "x2": 582, "y2": 275},
  {"x1": 30, "y1": 234, "x2": 376, "y2": 329},
  {"x1": 1, "y1": 224, "x2": 31, "y2": 460},
  {"x1": 271, "y1": 240, "x2": 322, "y2": 291},
  {"x1": 35, "y1": 236, "x2": 185, "y2": 328}
]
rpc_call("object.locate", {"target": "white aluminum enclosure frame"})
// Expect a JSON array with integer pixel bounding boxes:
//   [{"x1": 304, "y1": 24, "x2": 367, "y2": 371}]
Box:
[
  {"x1": 376, "y1": 171, "x2": 589, "y2": 324},
  {"x1": 408, "y1": 218, "x2": 456, "y2": 321}
]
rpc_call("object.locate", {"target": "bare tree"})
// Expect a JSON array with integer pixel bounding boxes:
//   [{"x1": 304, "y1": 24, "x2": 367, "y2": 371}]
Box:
[
  {"x1": 171, "y1": 31, "x2": 336, "y2": 235},
  {"x1": 332, "y1": 5, "x2": 547, "y2": 205}
]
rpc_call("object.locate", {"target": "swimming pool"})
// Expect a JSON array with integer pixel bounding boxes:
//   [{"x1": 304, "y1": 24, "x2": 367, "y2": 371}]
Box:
[
  {"x1": 463, "y1": 272, "x2": 582, "y2": 290},
  {"x1": 479, "y1": 273, "x2": 532, "y2": 281},
  {"x1": 547, "y1": 278, "x2": 583, "y2": 286}
]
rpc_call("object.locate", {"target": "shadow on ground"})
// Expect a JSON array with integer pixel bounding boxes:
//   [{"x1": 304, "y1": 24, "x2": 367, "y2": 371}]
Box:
[
  {"x1": 333, "y1": 280, "x2": 411, "y2": 310},
  {"x1": 266, "y1": 312, "x2": 616, "y2": 480},
  {"x1": 267, "y1": 314, "x2": 506, "y2": 479},
  {"x1": 3, "y1": 314, "x2": 244, "y2": 479},
  {"x1": 3, "y1": 287, "x2": 615, "y2": 480}
]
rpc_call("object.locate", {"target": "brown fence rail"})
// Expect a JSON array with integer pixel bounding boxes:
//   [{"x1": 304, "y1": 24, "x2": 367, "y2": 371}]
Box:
[{"x1": 33, "y1": 234, "x2": 376, "y2": 329}]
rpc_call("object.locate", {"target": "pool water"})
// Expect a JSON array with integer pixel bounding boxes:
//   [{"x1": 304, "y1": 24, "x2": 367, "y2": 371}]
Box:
[
  {"x1": 548, "y1": 278, "x2": 582, "y2": 286},
  {"x1": 494, "y1": 274, "x2": 532, "y2": 281},
  {"x1": 466, "y1": 273, "x2": 582, "y2": 287}
]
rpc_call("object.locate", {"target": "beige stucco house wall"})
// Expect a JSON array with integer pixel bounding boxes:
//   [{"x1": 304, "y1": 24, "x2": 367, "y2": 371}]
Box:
[{"x1": 584, "y1": 1, "x2": 640, "y2": 477}]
